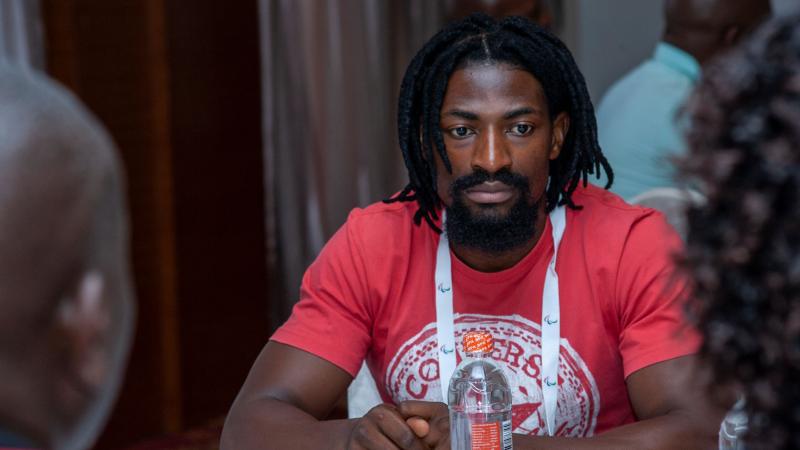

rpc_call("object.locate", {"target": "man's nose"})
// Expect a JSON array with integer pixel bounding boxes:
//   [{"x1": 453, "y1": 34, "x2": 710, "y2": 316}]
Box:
[{"x1": 471, "y1": 127, "x2": 512, "y2": 174}]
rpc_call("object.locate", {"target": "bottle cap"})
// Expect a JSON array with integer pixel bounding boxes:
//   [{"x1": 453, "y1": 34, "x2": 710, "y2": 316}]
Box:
[{"x1": 463, "y1": 330, "x2": 494, "y2": 353}]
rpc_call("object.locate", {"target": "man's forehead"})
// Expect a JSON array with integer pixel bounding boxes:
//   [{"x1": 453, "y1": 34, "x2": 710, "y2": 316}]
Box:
[{"x1": 442, "y1": 64, "x2": 548, "y2": 109}]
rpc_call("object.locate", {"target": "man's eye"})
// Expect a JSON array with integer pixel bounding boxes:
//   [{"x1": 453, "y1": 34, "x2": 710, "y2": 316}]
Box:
[
  {"x1": 510, "y1": 124, "x2": 533, "y2": 135},
  {"x1": 449, "y1": 127, "x2": 472, "y2": 138}
]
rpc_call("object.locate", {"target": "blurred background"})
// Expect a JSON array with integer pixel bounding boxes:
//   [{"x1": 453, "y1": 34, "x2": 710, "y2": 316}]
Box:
[{"x1": 1, "y1": 0, "x2": 798, "y2": 448}]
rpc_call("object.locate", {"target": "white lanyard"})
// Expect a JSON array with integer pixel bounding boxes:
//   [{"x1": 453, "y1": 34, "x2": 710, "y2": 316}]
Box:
[{"x1": 435, "y1": 206, "x2": 566, "y2": 436}]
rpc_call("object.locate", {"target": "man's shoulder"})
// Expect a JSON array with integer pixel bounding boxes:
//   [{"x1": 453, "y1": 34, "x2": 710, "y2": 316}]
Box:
[
  {"x1": 598, "y1": 60, "x2": 656, "y2": 106},
  {"x1": 610, "y1": 55, "x2": 692, "y2": 91},
  {"x1": 343, "y1": 198, "x2": 431, "y2": 243},
  {"x1": 598, "y1": 59, "x2": 692, "y2": 119},
  {"x1": 572, "y1": 183, "x2": 642, "y2": 210},
  {"x1": 347, "y1": 198, "x2": 417, "y2": 225},
  {"x1": 567, "y1": 184, "x2": 682, "y2": 272},
  {"x1": 330, "y1": 199, "x2": 434, "y2": 282},
  {"x1": 569, "y1": 184, "x2": 669, "y2": 235}
]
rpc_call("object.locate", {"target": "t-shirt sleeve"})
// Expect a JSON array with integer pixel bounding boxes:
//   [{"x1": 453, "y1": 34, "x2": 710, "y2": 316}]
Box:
[
  {"x1": 270, "y1": 212, "x2": 372, "y2": 378},
  {"x1": 615, "y1": 210, "x2": 700, "y2": 378}
]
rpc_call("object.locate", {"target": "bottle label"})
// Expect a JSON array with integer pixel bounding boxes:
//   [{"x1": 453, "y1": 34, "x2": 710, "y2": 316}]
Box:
[{"x1": 470, "y1": 420, "x2": 512, "y2": 450}]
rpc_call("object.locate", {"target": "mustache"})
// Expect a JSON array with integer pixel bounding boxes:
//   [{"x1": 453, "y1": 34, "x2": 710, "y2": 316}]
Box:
[{"x1": 449, "y1": 169, "x2": 530, "y2": 195}]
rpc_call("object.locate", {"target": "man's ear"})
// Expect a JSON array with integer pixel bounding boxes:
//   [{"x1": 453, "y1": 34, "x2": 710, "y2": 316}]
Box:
[
  {"x1": 550, "y1": 112, "x2": 570, "y2": 160},
  {"x1": 56, "y1": 271, "x2": 109, "y2": 393}
]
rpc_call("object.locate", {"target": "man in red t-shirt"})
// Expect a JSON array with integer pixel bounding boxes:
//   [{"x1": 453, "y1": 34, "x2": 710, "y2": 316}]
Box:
[{"x1": 223, "y1": 14, "x2": 723, "y2": 450}]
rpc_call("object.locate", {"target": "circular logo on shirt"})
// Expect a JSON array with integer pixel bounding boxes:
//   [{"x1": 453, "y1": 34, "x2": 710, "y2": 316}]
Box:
[{"x1": 384, "y1": 313, "x2": 600, "y2": 437}]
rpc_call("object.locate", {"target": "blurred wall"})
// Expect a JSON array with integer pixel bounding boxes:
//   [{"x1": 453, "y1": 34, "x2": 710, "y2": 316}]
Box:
[{"x1": 560, "y1": 0, "x2": 662, "y2": 103}]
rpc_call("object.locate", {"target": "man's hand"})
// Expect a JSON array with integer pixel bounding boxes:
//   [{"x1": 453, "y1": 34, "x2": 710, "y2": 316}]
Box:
[
  {"x1": 347, "y1": 403, "x2": 428, "y2": 449},
  {"x1": 399, "y1": 401, "x2": 451, "y2": 450}
]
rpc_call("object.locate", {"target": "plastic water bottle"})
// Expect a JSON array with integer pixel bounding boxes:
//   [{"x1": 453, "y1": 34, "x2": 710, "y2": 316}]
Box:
[
  {"x1": 719, "y1": 397, "x2": 748, "y2": 450},
  {"x1": 448, "y1": 330, "x2": 513, "y2": 450}
]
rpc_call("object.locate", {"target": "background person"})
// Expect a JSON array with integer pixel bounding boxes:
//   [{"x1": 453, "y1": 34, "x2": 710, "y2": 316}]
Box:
[
  {"x1": 0, "y1": 64, "x2": 135, "y2": 450},
  {"x1": 596, "y1": 0, "x2": 771, "y2": 200}
]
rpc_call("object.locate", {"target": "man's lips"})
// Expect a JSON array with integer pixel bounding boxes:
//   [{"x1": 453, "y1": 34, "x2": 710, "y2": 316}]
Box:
[{"x1": 463, "y1": 182, "x2": 515, "y2": 204}]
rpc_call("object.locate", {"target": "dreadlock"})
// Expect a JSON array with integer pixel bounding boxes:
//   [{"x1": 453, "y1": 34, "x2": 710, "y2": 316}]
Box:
[{"x1": 385, "y1": 13, "x2": 613, "y2": 232}]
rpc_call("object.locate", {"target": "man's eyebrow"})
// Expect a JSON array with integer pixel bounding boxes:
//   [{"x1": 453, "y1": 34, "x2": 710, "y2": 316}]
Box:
[
  {"x1": 503, "y1": 107, "x2": 541, "y2": 120},
  {"x1": 442, "y1": 109, "x2": 479, "y2": 120}
]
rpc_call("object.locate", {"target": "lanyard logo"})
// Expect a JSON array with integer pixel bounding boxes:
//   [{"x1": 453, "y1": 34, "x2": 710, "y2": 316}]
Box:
[
  {"x1": 544, "y1": 314, "x2": 559, "y2": 325},
  {"x1": 437, "y1": 283, "x2": 451, "y2": 293}
]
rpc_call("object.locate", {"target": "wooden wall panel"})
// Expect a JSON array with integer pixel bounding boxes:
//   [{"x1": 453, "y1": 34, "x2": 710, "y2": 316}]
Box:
[
  {"x1": 43, "y1": 1, "x2": 182, "y2": 447},
  {"x1": 164, "y1": 0, "x2": 269, "y2": 428},
  {"x1": 42, "y1": 0, "x2": 269, "y2": 447}
]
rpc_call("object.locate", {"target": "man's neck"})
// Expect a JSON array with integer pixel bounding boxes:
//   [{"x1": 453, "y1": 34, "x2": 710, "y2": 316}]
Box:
[
  {"x1": 661, "y1": 34, "x2": 707, "y2": 66},
  {"x1": 449, "y1": 206, "x2": 549, "y2": 272}
]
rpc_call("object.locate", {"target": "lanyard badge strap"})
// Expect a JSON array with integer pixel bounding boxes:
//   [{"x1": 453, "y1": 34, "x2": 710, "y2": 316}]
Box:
[
  {"x1": 434, "y1": 212, "x2": 457, "y2": 402},
  {"x1": 541, "y1": 205, "x2": 565, "y2": 436}
]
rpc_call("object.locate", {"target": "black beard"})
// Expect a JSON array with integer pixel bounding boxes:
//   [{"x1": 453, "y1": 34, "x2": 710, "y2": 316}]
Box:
[{"x1": 444, "y1": 169, "x2": 540, "y2": 254}]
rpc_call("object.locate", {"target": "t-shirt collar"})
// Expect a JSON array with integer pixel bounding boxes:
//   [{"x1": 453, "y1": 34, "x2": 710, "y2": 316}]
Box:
[{"x1": 654, "y1": 41, "x2": 701, "y2": 82}]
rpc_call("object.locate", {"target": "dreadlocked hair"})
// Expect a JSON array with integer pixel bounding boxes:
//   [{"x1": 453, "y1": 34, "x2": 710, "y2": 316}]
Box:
[{"x1": 384, "y1": 13, "x2": 613, "y2": 232}]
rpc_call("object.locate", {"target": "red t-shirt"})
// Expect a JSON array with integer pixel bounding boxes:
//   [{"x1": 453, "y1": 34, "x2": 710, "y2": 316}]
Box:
[{"x1": 272, "y1": 184, "x2": 699, "y2": 437}]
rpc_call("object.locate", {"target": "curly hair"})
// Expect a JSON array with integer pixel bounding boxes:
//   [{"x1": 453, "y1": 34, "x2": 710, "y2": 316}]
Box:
[
  {"x1": 680, "y1": 13, "x2": 800, "y2": 450},
  {"x1": 385, "y1": 13, "x2": 612, "y2": 231}
]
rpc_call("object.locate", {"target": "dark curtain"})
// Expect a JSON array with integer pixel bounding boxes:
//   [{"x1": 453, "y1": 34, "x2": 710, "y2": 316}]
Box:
[{"x1": 259, "y1": 0, "x2": 447, "y2": 329}]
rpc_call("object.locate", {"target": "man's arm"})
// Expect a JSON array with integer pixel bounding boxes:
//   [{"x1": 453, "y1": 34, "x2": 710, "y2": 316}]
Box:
[
  {"x1": 220, "y1": 341, "x2": 429, "y2": 450},
  {"x1": 513, "y1": 354, "x2": 722, "y2": 449}
]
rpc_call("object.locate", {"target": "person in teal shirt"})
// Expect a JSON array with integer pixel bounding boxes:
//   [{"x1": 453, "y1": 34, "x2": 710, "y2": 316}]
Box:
[{"x1": 596, "y1": 0, "x2": 770, "y2": 201}]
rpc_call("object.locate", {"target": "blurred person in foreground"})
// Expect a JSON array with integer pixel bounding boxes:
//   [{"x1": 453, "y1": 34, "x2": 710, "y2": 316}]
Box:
[
  {"x1": 0, "y1": 64, "x2": 135, "y2": 450},
  {"x1": 597, "y1": 0, "x2": 771, "y2": 200},
  {"x1": 680, "y1": 13, "x2": 800, "y2": 450},
  {"x1": 222, "y1": 13, "x2": 721, "y2": 450}
]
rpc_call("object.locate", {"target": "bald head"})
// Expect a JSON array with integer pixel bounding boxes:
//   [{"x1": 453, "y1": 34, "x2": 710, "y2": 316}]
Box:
[
  {"x1": 0, "y1": 65, "x2": 134, "y2": 450},
  {"x1": 0, "y1": 67, "x2": 117, "y2": 313},
  {"x1": 663, "y1": 0, "x2": 771, "y2": 64}
]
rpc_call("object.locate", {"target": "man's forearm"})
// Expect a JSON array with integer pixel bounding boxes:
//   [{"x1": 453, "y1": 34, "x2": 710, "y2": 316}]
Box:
[
  {"x1": 513, "y1": 411, "x2": 719, "y2": 450},
  {"x1": 220, "y1": 397, "x2": 355, "y2": 450}
]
